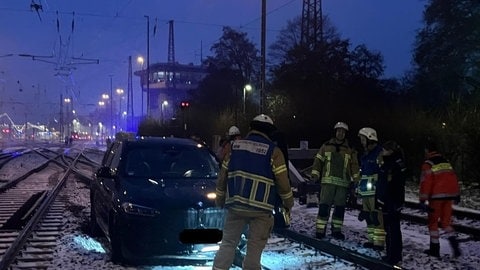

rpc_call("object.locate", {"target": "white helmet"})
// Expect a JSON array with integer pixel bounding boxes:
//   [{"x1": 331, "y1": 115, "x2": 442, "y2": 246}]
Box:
[
  {"x1": 358, "y1": 127, "x2": 378, "y2": 142},
  {"x1": 334, "y1": 122, "x2": 349, "y2": 131},
  {"x1": 253, "y1": 114, "x2": 274, "y2": 125},
  {"x1": 228, "y1": 126, "x2": 241, "y2": 136}
]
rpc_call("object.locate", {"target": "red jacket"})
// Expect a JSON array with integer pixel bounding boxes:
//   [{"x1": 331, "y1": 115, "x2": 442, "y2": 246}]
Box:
[{"x1": 419, "y1": 151, "x2": 460, "y2": 201}]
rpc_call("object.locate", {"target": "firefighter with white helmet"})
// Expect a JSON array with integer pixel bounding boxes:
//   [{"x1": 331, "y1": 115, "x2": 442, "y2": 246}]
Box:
[
  {"x1": 213, "y1": 114, "x2": 293, "y2": 269},
  {"x1": 228, "y1": 126, "x2": 241, "y2": 136},
  {"x1": 310, "y1": 121, "x2": 360, "y2": 240},
  {"x1": 217, "y1": 125, "x2": 243, "y2": 162},
  {"x1": 358, "y1": 127, "x2": 378, "y2": 142},
  {"x1": 357, "y1": 127, "x2": 385, "y2": 250}
]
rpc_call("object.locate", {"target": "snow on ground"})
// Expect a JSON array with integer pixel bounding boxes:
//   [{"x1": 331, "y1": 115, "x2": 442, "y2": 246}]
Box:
[{"x1": 1, "y1": 144, "x2": 480, "y2": 269}]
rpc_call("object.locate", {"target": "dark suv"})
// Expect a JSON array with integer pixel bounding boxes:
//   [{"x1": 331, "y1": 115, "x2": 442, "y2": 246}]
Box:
[{"x1": 90, "y1": 136, "x2": 224, "y2": 264}]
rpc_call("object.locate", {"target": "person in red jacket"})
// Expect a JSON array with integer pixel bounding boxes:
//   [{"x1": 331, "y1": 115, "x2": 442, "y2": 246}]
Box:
[{"x1": 419, "y1": 140, "x2": 461, "y2": 258}]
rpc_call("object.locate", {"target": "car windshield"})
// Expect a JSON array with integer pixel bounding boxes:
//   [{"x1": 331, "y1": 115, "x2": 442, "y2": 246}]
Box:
[{"x1": 123, "y1": 144, "x2": 219, "y2": 179}]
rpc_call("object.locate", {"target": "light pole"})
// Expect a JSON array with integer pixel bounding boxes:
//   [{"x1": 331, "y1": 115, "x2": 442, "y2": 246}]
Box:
[
  {"x1": 144, "y1": 15, "x2": 151, "y2": 117},
  {"x1": 64, "y1": 97, "x2": 71, "y2": 140},
  {"x1": 116, "y1": 88, "x2": 124, "y2": 130},
  {"x1": 101, "y1": 93, "x2": 109, "y2": 136},
  {"x1": 137, "y1": 56, "x2": 144, "y2": 118},
  {"x1": 109, "y1": 75, "x2": 113, "y2": 138},
  {"x1": 98, "y1": 100, "x2": 105, "y2": 145},
  {"x1": 161, "y1": 100, "x2": 168, "y2": 124},
  {"x1": 243, "y1": 84, "x2": 252, "y2": 115}
]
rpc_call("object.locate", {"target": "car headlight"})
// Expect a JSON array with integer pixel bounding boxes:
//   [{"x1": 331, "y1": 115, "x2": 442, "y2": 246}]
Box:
[
  {"x1": 121, "y1": 202, "x2": 160, "y2": 217},
  {"x1": 206, "y1": 192, "x2": 216, "y2": 200}
]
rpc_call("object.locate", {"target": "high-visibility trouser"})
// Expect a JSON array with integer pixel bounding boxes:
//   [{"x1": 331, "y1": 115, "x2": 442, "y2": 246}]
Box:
[
  {"x1": 427, "y1": 199, "x2": 455, "y2": 243},
  {"x1": 316, "y1": 184, "x2": 347, "y2": 233},
  {"x1": 362, "y1": 195, "x2": 385, "y2": 247}
]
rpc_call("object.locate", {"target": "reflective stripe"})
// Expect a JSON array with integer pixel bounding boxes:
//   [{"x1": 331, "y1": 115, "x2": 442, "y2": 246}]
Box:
[
  {"x1": 316, "y1": 218, "x2": 328, "y2": 230},
  {"x1": 358, "y1": 174, "x2": 378, "y2": 196},
  {"x1": 273, "y1": 163, "x2": 287, "y2": 175},
  {"x1": 315, "y1": 153, "x2": 325, "y2": 161},
  {"x1": 431, "y1": 162, "x2": 453, "y2": 172},
  {"x1": 226, "y1": 195, "x2": 272, "y2": 210},
  {"x1": 321, "y1": 176, "x2": 350, "y2": 187},
  {"x1": 216, "y1": 188, "x2": 225, "y2": 197}
]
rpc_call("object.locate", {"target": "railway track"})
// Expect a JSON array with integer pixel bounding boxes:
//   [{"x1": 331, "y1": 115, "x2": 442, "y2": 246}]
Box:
[{"x1": 0, "y1": 146, "x2": 100, "y2": 270}]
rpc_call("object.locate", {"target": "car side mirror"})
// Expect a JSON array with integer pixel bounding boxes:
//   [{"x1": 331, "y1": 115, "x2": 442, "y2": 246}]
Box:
[{"x1": 96, "y1": 166, "x2": 114, "y2": 178}]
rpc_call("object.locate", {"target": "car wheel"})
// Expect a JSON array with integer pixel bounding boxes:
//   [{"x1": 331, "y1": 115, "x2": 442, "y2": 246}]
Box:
[
  {"x1": 109, "y1": 215, "x2": 125, "y2": 264},
  {"x1": 89, "y1": 193, "x2": 103, "y2": 237}
]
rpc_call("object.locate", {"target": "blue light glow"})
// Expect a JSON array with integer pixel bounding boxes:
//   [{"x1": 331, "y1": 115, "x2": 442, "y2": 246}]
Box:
[{"x1": 73, "y1": 235, "x2": 106, "y2": 253}]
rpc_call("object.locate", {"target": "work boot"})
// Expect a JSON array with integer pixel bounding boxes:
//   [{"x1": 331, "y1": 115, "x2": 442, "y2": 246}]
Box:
[
  {"x1": 424, "y1": 242, "x2": 440, "y2": 257},
  {"x1": 363, "y1": 242, "x2": 374, "y2": 248},
  {"x1": 306, "y1": 193, "x2": 318, "y2": 208},
  {"x1": 331, "y1": 231, "x2": 345, "y2": 240},
  {"x1": 358, "y1": 211, "x2": 369, "y2": 222},
  {"x1": 382, "y1": 256, "x2": 401, "y2": 265},
  {"x1": 448, "y1": 236, "x2": 461, "y2": 257},
  {"x1": 315, "y1": 231, "x2": 325, "y2": 239}
]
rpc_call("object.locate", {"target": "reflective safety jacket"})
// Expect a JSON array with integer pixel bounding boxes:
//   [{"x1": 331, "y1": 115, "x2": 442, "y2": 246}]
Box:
[
  {"x1": 419, "y1": 151, "x2": 460, "y2": 202},
  {"x1": 311, "y1": 138, "x2": 359, "y2": 188},
  {"x1": 358, "y1": 144, "x2": 383, "y2": 197},
  {"x1": 215, "y1": 130, "x2": 294, "y2": 213}
]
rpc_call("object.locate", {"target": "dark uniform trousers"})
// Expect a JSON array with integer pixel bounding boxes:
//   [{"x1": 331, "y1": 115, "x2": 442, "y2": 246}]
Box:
[{"x1": 383, "y1": 209, "x2": 402, "y2": 261}]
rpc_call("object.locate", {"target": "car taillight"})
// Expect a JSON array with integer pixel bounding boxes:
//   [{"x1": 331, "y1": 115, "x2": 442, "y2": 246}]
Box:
[{"x1": 121, "y1": 202, "x2": 160, "y2": 217}]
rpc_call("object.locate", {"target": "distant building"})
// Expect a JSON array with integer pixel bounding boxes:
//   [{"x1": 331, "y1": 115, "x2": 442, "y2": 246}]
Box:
[{"x1": 134, "y1": 62, "x2": 208, "y2": 122}]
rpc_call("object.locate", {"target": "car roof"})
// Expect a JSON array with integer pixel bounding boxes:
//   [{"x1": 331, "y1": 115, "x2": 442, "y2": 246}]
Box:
[{"x1": 122, "y1": 136, "x2": 201, "y2": 147}]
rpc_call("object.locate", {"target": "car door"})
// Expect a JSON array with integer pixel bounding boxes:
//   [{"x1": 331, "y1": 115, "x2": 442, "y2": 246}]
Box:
[{"x1": 94, "y1": 141, "x2": 123, "y2": 232}]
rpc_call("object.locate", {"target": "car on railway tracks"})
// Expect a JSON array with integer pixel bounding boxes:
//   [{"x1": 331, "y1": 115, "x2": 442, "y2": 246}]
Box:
[{"x1": 89, "y1": 136, "x2": 224, "y2": 264}]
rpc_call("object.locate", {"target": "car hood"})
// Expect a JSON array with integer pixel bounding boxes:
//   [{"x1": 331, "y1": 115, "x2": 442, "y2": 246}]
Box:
[{"x1": 117, "y1": 177, "x2": 217, "y2": 210}]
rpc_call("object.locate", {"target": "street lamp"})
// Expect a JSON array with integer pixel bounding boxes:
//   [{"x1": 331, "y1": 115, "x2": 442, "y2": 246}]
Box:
[
  {"x1": 116, "y1": 88, "x2": 124, "y2": 130},
  {"x1": 243, "y1": 84, "x2": 252, "y2": 115},
  {"x1": 161, "y1": 100, "x2": 168, "y2": 124},
  {"x1": 64, "y1": 97, "x2": 71, "y2": 140},
  {"x1": 137, "y1": 56, "x2": 145, "y2": 118},
  {"x1": 109, "y1": 75, "x2": 113, "y2": 138}
]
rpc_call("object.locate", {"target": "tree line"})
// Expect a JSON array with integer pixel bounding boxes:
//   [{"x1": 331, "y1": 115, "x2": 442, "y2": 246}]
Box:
[{"x1": 139, "y1": 0, "x2": 480, "y2": 185}]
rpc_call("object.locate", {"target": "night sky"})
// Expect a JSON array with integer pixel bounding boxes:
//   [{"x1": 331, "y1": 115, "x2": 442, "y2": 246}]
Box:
[{"x1": 0, "y1": 0, "x2": 425, "y2": 123}]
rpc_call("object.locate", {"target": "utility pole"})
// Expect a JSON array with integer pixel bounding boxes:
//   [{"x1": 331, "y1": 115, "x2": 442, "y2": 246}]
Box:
[
  {"x1": 301, "y1": 0, "x2": 323, "y2": 50},
  {"x1": 145, "y1": 15, "x2": 151, "y2": 117},
  {"x1": 260, "y1": 0, "x2": 266, "y2": 113},
  {"x1": 59, "y1": 94, "x2": 63, "y2": 141},
  {"x1": 127, "y1": 56, "x2": 134, "y2": 131},
  {"x1": 109, "y1": 75, "x2": 113, "y2": 137}
]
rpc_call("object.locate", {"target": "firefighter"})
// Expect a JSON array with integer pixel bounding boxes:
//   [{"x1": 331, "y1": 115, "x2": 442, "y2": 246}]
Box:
[
  {"x1": 357, "y1": 127, "x2": 385, "y2": 250},
  {"x1": 310, "y1": 122, "x2": 360, "y2": 240},
  {"x1": 375, "y1": 140, "x2": 407, "y2": 265},
  {"x1": 420, "y1": 140, "x2": 461, "y2": 258},
  {"x1": 213, "y1": 114, "x2": 294, "y2": 270},
  {"x1": 217, "y1": 125, "x2": 242, "y2": 162}
]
